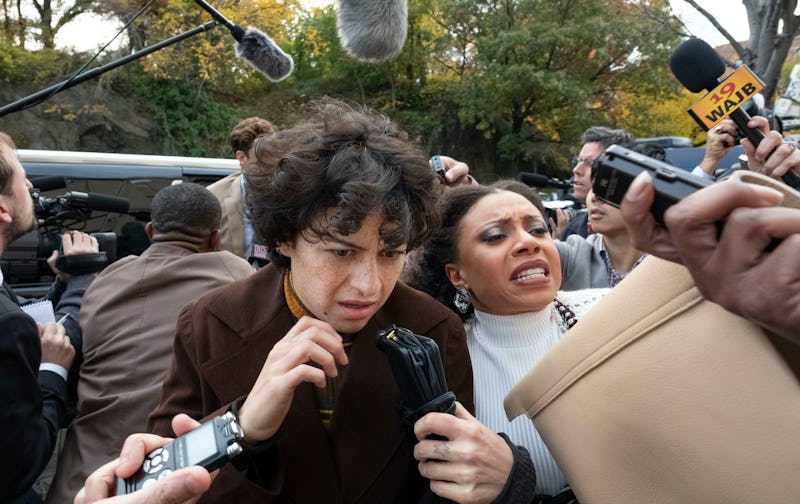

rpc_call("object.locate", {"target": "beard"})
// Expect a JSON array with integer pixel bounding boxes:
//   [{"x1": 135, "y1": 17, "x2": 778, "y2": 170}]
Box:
[{"x1": 3, "y1": 204, "x2": 36, "y2": 245}]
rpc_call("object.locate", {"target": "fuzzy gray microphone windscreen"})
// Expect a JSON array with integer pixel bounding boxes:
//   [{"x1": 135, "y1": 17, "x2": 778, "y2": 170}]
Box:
[
  {"x1": 336, "y1": 0, "x2": 408, "y2": 63},
  {"x1": 234, "y1": 27, "x2": 294, "y2": 82}
]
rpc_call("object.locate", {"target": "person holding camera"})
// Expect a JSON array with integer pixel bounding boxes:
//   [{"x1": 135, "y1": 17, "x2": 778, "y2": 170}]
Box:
[{"x1": 0, "y1": 131, "x2": 89, "y2": 503}]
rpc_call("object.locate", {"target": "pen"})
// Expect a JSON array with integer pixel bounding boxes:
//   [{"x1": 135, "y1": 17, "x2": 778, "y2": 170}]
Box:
[{"x1": 56, "y1": 313, "x2": 71, "y2": 326}]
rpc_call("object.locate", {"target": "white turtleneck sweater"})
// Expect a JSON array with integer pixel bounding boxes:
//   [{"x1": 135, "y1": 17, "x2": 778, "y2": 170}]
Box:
[{"x1": 465, "y1": 288, "x2": 607, "y2": 496}]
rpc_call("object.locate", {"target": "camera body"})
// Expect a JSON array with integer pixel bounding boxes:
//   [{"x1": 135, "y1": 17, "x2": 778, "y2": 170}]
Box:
[
  {"x1": 516, "y1": 171, "x2": 578, "y2": 227},
  {"x1": 0, "y1": 230, "x2": 117, "y2": 284},
  {"x1": 0, "y1": 189, "x2": 127, "y2": 285},
  {"x1": 592, "y1": 145, "x2": 711, "y2": 224}
]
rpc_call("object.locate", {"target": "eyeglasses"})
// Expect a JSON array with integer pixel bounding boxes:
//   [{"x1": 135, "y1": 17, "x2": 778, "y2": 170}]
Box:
[{"x1": 572, "y1": 156, "x2": 597, "y2": 167}]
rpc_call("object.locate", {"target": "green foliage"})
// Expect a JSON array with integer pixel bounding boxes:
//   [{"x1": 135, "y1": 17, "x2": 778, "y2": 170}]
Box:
[
  {"x1": 116, "y1": 67, "x2": 237, "y2": 157},
  {"x1": 0, "y1": 44, "x2": 77, "y2": 85},
  {"x1": 435, "y1": 0, "x2": 683, "y2": 177}
]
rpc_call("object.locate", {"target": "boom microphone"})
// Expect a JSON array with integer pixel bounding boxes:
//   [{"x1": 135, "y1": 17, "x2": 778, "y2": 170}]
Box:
[
  {"x1": 336, "y1": 0, "x2": 408, "y2": 63},
  {"x1": 193, "y1": 0, "x2": 293, "y2": 82},
  {"x1": 670, "y1": 38, "x2": 800, "y2": 189},
  {"x1": 234, "y1": 27, "x2": 294, "y2": 82}
]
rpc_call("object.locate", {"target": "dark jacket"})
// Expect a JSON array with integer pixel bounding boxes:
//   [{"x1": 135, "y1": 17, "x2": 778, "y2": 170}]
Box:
[
  {"x1": 0, "y1": 291, "x2": 68, "y2": 502},
  {"x1": 149, "y1": 264, "x2": 474, "y2": 503}
]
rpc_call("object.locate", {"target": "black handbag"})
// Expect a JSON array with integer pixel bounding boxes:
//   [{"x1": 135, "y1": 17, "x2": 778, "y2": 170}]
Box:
[{"x1": 375, "y1": 325, "x2": 456, "y2": 425}]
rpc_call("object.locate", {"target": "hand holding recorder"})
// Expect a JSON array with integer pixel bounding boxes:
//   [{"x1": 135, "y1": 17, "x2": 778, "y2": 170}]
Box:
[{"x1": 75, "y1": 414, "x2": 214, "y2": 504}]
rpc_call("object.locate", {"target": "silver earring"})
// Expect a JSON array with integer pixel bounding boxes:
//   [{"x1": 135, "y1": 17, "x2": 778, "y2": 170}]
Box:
[{"x1": 453, "y1": 287, "x2": 471, "y2": 314}]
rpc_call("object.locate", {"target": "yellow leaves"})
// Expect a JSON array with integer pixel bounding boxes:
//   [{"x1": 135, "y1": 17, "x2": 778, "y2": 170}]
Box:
[
  {"x1": 304, "y1": 25, "x2": 331, "y2": 55},
  {"x1": 42, "y1": 102, "x2": 108, "y2": 121},
  {"x1": 136, "y1": 0, "x2": 300, "y2": 84},
  {"x1": 617, "y1": 87, "x2": 703, "y2": 141}
]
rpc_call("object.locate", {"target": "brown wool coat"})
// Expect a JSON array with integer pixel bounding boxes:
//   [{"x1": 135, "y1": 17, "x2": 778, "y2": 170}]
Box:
[{"x1": 148, "y1": 264, "x2": 474, "y2": 504}]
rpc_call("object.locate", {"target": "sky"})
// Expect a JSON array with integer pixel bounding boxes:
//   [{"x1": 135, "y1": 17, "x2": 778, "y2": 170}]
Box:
[
  {"x1": 668, "y1": 0, "x2": 749, "y2": 46},
  {"x1": 55, "y1": 1, "x2": 750, "y2": 52}
]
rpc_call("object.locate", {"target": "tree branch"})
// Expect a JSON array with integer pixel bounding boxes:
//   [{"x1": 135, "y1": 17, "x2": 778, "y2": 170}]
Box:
[{"x1": 679, "y1": 0, "x2": 751, "y2": 61}]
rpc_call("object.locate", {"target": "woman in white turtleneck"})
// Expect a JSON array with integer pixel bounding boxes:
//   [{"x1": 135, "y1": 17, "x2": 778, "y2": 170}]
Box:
[{"x1": 413, "y1": 180, "x2": 607, "y2": 503}]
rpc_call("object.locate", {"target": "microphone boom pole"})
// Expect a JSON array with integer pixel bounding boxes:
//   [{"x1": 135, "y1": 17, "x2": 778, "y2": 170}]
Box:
[
  {"x1": 0, "y1": 20, "x2": 220, "y2": 118},
  {"x1": 192, "y1": 0, "x2": 244, "y2": 40}
]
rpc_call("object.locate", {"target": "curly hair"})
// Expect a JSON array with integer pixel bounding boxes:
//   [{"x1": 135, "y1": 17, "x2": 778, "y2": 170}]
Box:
[
  {"x1": 228, "y1": 117, "x2": 277, "y2": 154},
  {"x1": 243, "y1": 99, "x2": 440, "y2": 268},
  {"x1": 416, "y1": 180, "x2": 545, "y2": 320}
]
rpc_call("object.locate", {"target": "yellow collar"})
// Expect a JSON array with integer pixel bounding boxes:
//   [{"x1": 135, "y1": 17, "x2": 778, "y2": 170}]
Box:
[{"x1": 284, "y1": 270, "x2": 310, "y2": 320}]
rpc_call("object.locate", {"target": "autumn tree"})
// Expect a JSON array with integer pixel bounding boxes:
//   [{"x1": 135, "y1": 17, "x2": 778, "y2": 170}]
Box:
[
  {"x1": 97, "y1": 0, "x2": 300, "y2": 89},
  {"x1": 425, "y1": 0, "x2": 683, "y2": 177}
]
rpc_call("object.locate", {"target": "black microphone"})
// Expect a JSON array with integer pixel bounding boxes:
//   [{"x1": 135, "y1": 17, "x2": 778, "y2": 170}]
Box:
[
  {"x1": 30, "y1": 175, "x2": 67, "y2": 192},
  {"x1": 193, "y1": 0, "x2": 293, "y2": 82},
  {"x1": 670, "y1": 38, "x2": 800, "y2": 189},
  {"x1": 517, "y1": 172, "x2": 571, "y2": 190},
  {"x1": 63, "y1": 192, "x2": 130, "y2": 214},
  {"x1": 336, "y1": 0, "x2": 408, "y2": 63}
]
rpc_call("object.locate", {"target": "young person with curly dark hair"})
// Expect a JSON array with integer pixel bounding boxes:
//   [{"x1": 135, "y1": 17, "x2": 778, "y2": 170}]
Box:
[{"x1": 146, "y1": 100, "x2": 474, "y2": 504}]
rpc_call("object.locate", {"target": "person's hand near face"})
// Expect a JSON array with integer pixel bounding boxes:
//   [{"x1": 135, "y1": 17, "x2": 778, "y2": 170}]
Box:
[
  {"x1": 235, "y1": 316, "x2": 348, "y2": 443},
  {"x1": 237, "y1": 211, "x2": 407, "y2": 443}
]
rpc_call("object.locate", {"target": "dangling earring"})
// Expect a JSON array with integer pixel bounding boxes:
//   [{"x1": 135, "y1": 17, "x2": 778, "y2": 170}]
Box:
[{"x1": 453, "y1": 287, "x2": 471, "y2": 314}]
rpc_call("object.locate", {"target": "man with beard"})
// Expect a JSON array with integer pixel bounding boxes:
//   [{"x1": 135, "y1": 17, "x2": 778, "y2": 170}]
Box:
[{"x1": 0, "y1": 131, "x2": 81, "y2": 503}]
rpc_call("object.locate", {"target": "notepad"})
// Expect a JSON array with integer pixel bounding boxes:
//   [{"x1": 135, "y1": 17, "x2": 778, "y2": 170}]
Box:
[{"x1": 21, "y1": 299, "x2": 55, "y2": 325}]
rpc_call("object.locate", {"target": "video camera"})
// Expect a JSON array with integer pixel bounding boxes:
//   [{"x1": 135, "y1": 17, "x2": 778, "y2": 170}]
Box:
[
  {"x1": 34, "y1": 188, "x2": 130, "y2": 231},
  {"x1": 0, "y1": 186, "x2": 130, "y2": 285},
  {"x1": 516, "y1": 172, "x2": 581, "y2": 225}
]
